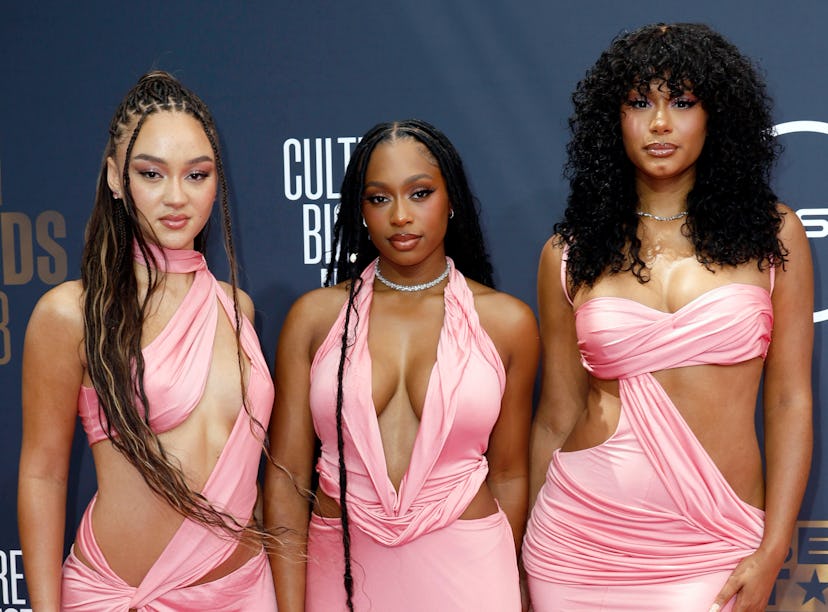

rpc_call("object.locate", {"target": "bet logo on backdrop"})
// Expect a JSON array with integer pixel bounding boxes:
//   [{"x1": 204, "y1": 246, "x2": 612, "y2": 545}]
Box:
[{"x1": 773, "y1": 120, "x2": 828, "y2": 323}]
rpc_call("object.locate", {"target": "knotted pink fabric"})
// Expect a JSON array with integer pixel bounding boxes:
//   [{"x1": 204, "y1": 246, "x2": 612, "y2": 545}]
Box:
[
  {"x1": 523, "y1": 254, "x2": 772, "y2": 610},
  {"x1": 306, "y1": 259, "x2": 520, "y2": 610},
  {"x1": 310, "y1": 259, "x2": 506, "y2": 545},
  {"x1": 63, "y1": 243, "x2": 275, "y2": 611}
]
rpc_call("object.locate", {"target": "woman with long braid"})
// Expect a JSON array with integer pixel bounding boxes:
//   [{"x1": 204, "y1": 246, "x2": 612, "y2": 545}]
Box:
[
  {"x1": 18, "y1": 71, "x2": 276, "y2": 610},
  {"x1": 265, "y1": 119, "x2": 538, "y2": 611}
]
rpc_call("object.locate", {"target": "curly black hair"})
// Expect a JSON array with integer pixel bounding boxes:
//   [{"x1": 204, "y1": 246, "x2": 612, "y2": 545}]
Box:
[
  {"x1": 323, "y1": 119, "x2": 494, "y2": 609},
  {"x1": 556, "y1": 22, "x2": 787, "y2": 289}
]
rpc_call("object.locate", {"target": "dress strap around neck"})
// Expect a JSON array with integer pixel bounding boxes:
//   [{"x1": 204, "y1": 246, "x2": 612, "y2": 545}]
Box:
[{"x1": 133, "y1": 241, "x2": 206, "y2": 274}]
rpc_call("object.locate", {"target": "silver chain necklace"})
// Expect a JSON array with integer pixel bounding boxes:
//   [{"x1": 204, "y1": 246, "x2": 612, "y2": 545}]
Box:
[
  {"x1": 636, "y1": 210, "x2": 689, "y2": 222},
  {"x1": 374, "y1": 259, "x2": 450, "y2": 292}
]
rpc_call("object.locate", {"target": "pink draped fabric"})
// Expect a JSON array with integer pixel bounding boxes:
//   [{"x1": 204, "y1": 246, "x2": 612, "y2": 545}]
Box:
[
  {"x1": 307, "y1": 259, "x2": 520, "y2": 610},
  {"x1": 78, "y1": 247, "x2": 220, "y2": 444},
  {"x1": 63, "y1": 244, "x2": 275, "y2": 611},
  {"x1": 310, "y1": 259, "x2": 505, "y2": 545},
  {"x1": 523, "y1": 255, "x2": 772, "y2": 610},
  {"x1": 306, "y1": 508, "x2": 518, "y2": 611}
]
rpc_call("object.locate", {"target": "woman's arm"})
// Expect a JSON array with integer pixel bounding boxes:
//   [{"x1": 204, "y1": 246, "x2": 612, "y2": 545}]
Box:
[
  {"x1": 529, "y1": 238, "x2": 588, "y2": 506},
  {"x1": 18, "y1": 282, "x2": 85, "y2": 612},
  {"x1": 712, "y1": 205, "x2": 814, "y2": 612},
  {"x1": 481, "y1": 294, "x2": 539, "y2": 551},
  {"x1": 263, "y1": 290, "x2": 331, "y2": 612}
]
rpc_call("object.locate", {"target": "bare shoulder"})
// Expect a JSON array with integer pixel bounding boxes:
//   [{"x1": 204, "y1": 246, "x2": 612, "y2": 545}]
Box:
[
  {"x1": 27, "y1": 280, "x2": 84, "y2": 336},
  {"x1": 24, "y1": 280, "x2": 85, "y2": 366},
  {"x1": 539, "y1": 234, "x2": 566, "y2": 276},
  {"x1": 279, "y1": 283, "x2": 352, "y2": 357},
  {"x1": 772, "y1": 203, "x2": 813, "y2": 297},
  {"x1": 290, "y1": 283, "x2": 350, "y2": 321},
  {"x1": 776, "y1": 203, "x2": 808, "y2": 247},
  {"x1": 467, "y1": 278, "x2": 538, "y2": 358},
  {"x1": 540, "y1": 234, "x2": 566, "y2": 258},
  {"x1": 469, "y1": 279, "x2": 536, "y2": 329},
  {"x1": 217, "y1": 281, "x2": 255, "y2": 321}
]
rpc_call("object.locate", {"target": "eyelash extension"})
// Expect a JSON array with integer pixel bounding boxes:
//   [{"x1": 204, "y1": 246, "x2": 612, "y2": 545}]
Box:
[
  {"x1": 624, "y1": 97, "x2": 698, "y2": 109},
  {"x1": 624, "y1": 98, "x2": 649, "y2": 109},
  {"x1": 364, "y1": 194, "x2": 388, "y2": 205},
  {"x1": 673, "y1": 98, "x2": 698, "y2": 108}
]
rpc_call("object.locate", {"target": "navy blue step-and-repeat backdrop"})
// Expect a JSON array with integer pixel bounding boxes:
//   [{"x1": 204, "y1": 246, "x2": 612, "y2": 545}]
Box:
[{"x1": 2, "y1": 2, "x2": 826, "y2": 609}]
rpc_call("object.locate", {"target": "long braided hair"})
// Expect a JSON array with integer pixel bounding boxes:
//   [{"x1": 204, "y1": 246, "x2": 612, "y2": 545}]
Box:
[
  {"x1": 81, "y1": 71, "x2": 262, "y2": 536},
  {"x1": 557, "y1": 23, "x2": 786, "y2": 290},
  {"x1": 324, "y1": 119, "x2": 494, "y2": 609}
]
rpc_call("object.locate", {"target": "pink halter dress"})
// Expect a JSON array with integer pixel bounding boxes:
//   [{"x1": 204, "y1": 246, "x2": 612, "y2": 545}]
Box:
[
  {"x1": 61, "y1": 245, "x2": 276, "y2": 611},
  {"x1": 305, "y1": 260, "x2": 520, "y2": 611},
  {"x1": 522, "y1": 253, "x2": 772, "y2": 611}
]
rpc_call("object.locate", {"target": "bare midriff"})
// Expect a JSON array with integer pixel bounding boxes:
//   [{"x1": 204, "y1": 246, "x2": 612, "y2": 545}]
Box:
[{"x1": 560, "y1": 358, "x2": 765, "y2": 509}]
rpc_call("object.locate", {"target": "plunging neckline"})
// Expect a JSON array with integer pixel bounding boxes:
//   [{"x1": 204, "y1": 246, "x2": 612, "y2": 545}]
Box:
[
  {"x1": 307, "y1": 257, "x2": 509, "y2": 544},
  {"x1": 364, "y1": 282, "x2": 447, "y2": 501}
]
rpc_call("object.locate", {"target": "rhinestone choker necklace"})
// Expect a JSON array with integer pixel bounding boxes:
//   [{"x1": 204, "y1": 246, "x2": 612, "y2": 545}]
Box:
[
  {"x1": 636, "y1": 210, "x2": 689, "y2": 222},
  {"x1": 374, "y1": 259, "x2": 450, "y2": 292}
]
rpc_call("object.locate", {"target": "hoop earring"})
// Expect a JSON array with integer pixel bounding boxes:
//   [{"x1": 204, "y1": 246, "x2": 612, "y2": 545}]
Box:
[
  {"x1": 449, "y1": 209, "x2": 455, "y2": 220},
  {"x1": 362, "y1": 217, "x2": 368, "y2": 228}
]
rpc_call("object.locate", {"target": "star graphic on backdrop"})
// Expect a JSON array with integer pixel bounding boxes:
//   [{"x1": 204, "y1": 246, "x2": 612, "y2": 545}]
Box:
[{"x1": 798, "y1": 569, "x2": 828, "y2": 604}]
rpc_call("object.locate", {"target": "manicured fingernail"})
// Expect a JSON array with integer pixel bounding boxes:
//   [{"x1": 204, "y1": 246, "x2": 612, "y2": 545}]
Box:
[{"x1": 708, "y1": 605, "x2": 720, "y2": 612}]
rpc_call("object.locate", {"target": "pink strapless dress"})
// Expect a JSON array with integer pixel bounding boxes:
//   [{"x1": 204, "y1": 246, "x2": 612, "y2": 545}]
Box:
[
  {"x1": 306, "y1": 259, "x2": 520, "y2": 611},
  {"x1": 61, "y1": 245, "x2": 276, "y2": 611},
  {"x1": 523, "y1": 252, "x2": 772, "y2": 611}
]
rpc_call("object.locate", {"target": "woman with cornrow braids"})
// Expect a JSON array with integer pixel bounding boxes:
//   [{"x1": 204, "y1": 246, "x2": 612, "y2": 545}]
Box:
[
  {"x1": 265, "y1": 119, "x2": 538, "y2": 611},
  {"x1": 18, "y1": 71, "x2": 276, "y2": 610}
]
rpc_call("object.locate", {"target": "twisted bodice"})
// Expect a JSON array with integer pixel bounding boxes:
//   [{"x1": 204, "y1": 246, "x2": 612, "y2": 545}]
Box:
[{"x1": 575, "y1": 283, "x2": 773, "y2": 380}]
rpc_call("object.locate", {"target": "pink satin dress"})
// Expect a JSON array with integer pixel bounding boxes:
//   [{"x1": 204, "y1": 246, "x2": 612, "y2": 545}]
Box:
[
  {"x1": 306, "y1": 260, "x2": 520, "y2": 611},
  {"x1": 61, "y1": 245, "x2": 276, "y2": 611},
  {"x1": 523, "y1": 253, "x2": 772, "y2": 611}
]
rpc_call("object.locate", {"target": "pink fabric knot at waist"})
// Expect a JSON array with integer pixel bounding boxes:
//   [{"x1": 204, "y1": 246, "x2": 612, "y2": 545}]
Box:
[{"x1": 310, "y1": 259, "x2": 506, "y2": 546}]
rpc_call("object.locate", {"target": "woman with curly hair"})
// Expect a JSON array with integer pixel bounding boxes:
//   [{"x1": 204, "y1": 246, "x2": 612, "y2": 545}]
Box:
[
  {"x1": 523, "y1": 23, "x2": 812, "y2": 611},
  {"x1": 265, "y1": 119, "x2": 538, "y2": 611},
  {"x1": 18, "y1": 71, "x2": 276, "y2": 610}
]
